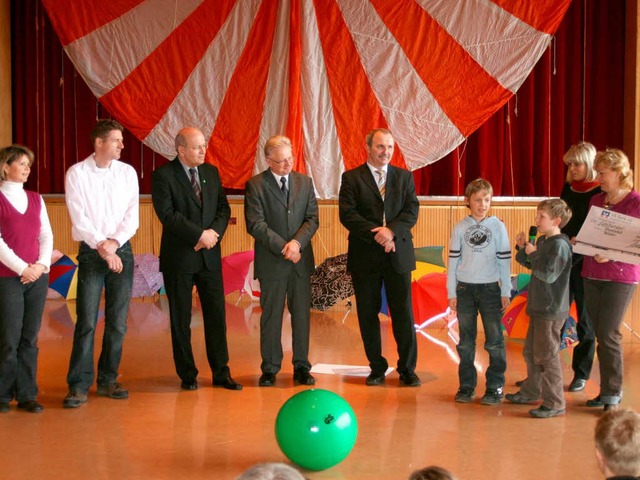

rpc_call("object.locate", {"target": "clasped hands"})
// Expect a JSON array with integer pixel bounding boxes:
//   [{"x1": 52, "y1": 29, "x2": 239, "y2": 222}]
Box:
[
  {"x1": 372, "y1": 226, "x2": 395, "y2": 253},
  {"x1": 98, "y1": 239, "x2": 123, "y2": 273},
  {"x1": 21, "y1": 263, "x2": 46, "y2": 284},
  {"x1": 282, "y1": 240, "x2": 301, "y2": 264},
  {"x1": 194, "y1": 229, "x2": 219, "y2": 252}
]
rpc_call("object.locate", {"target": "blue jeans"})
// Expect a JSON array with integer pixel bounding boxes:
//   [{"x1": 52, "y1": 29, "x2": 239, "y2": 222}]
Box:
[
  {"x1": 455, "y1": 282, "x2": 506, "y2": 390},
  {"x1": 66, "y1": 242, "x2": 133, "y2": 392},
  {"x1": 0, "y1": 274, "x2": 48, "y2": 402}
]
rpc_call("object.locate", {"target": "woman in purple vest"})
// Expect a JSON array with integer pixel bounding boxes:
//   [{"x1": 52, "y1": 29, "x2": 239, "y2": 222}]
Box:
[{"x1": 0, "y1": 145, "x2": 53, "y2": 413}]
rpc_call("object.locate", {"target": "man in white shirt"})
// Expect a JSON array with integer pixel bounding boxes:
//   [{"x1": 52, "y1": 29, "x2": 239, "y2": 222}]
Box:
[{"x1": 63, "y1": 119, "x2": 139, "y2": 408}]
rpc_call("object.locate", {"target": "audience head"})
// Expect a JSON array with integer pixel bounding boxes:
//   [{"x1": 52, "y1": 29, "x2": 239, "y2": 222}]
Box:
[
  {"x1": 409, "y1": 465, "x2": 458, "y2": 480},
  {"x1": 595, "y1": 148, "x2": 634, "y2": 191},
  {"x1": 537, "y1": 198, "x2": 572, "y2": 229},
  {"x1": 595, "y1": 407, "x2": 640, "y2": 478},
  {"x1": 0, "y1": 145, "x2": 35, "y2": 182},
  {"x1": 563, "y1": 141, "x2": 597, "y2": 183},
  {"x1": 235, "y1": 462, "x2": 307, "y2": 480}
]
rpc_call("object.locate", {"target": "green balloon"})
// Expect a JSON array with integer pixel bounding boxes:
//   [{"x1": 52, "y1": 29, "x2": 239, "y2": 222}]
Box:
[{"x1": 275, "y1": 389, "x2": 358, "y2": 471}]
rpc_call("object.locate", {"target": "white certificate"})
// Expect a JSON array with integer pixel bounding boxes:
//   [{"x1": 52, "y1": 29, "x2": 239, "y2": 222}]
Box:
[{"x1": 574, "y1": 206, "x2": 640, "y2": 265}]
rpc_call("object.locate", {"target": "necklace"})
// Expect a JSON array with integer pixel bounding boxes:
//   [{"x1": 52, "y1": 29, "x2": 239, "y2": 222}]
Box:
[{"x1": 603, "y1": 189, "x2": 629, "y2": 209}]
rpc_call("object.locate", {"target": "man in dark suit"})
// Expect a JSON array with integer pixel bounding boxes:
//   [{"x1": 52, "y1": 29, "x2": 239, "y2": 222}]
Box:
[
  {"x1": 339, "y1": 128, "x2": 421, "y2": 387},
  {"x1": 245, "y1": 135, "x2": 319, "y2": 387},
  {"x1": 152, "y1": 127, "x2": 241, "y2": 391}
]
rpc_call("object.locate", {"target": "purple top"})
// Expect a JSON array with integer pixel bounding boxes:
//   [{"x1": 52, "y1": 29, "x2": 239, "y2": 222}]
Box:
[{"x1": 581, "y1": 190, "x2": 640, "y2": 284}]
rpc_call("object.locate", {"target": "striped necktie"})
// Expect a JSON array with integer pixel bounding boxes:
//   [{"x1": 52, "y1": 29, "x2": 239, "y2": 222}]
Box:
[
  {"x1": 189, "y1": 168, "x2": 202, "y2": 205},
  {"x1": 375, "y1": 169, "x2": 386, "y2": 198}
]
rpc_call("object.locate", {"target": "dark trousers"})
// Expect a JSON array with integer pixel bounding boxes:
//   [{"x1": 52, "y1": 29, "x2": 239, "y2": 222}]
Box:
[
  {"x1": 67, "y1": 242, "x2": 133, "y2": 393},
  {"x1": 258, "y1": 273, "x2": 312, "y2": 374},
  {"x1": 0, "y1": 274, "x2": 48, "y2": 403},
  {"x1": 520, "y1": 317, "x2": 566, "y2": 410},
  {"x1": 455, "y1": 282, "x2": 506, "y2": 391},
  {"x1": 584, "y1": 278, "x2": 636, "y2": 405},
  {"x1": 351, "y1": 268, "x2": 417, "y2": 376},
  {"x1": 163, "y1": 269, "x2": 230, "y2": 383},
  {"x1": 569, "y1": 260, "x2": 595, "y2": 380}
]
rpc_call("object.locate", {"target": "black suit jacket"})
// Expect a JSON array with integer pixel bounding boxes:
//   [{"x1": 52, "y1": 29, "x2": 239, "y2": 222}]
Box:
[
  {"x1": 339, "y1": 163, "x2": 418, "y2": 274},
  {"x1": 244, "y1": 170, "x2": 318, "y2": 280},
  {"x1": 151, "y1": 159, "x2": 230, "y2": 273}
]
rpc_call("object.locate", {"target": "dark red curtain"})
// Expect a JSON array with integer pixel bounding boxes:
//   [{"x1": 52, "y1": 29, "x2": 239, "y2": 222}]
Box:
[{"x1": 10, "y1": 0, "x2": 626, "y2": 197}]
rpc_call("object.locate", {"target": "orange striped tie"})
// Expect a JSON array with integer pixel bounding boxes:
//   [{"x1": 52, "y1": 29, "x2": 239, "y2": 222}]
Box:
[{"x1": 376, "y1": 169, "x2": 386, "y2": 198}]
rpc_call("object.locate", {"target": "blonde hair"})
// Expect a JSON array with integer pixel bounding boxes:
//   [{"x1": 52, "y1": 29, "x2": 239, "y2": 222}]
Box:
[
  {"x1": 537, "y1": 198, "x2": 572, "y2": 228},
  {"x1": 595, "y1": 148, "x2": 634, "y2": 190},
  {"x1": 264, "y1": 135, "x2": 292, "y2": 157},
  {"x1": 0, "y1": 145, "x2": 35, "y2": 182},
  {"x1": 595, "y1": 408, "x2": 640, "y2": 476},
  {"x1": 563, "y1": 141, "x2": 597, "y2": 182},
  {"x1": 464, "y1": 178, "x2": 493, "y2": 199}
]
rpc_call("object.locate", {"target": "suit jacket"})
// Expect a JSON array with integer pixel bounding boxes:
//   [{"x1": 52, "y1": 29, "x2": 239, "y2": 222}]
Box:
[
  {"x1": 244, "y1": 170, "x2": 318, "y2": 280},
  {"x1": 339, "y1": 163, "x2": 418, "y2": 274},
  {"x1": 152, "y1": 159, "x2": 230, "y2": 273}
]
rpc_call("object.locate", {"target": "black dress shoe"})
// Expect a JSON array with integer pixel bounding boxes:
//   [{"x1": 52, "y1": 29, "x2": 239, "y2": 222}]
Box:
[
  {"x1": 586, "y1": 395, "x2": 604, "y2": 407},
  {"x1": 293, "y1": 370, "x2": 315, "y2": 386},
  {"x1": 0, "y1": 402, "x2": 9, "y2": 413},
  {"x1": 214, "y1": 377, "x2": 243, "y2": 391},
  {"x1": 181, "y1": 380, "x2": 198, "y2": 391},
  {"x1": 259, "y1": 373, "x2": 276, "y2": 387},
  {"x1": 17, "y1": 400, "x2": 43, "y2": 413},
  {"x1": 568, "y1": 377, "x2": 587, "y2": 392},
  {"x1": 399, "y1": 372, "x2": 421, "y2": 387},
  {"x1": 366, "y1": 372, "x2": 385, "y2": 386}
]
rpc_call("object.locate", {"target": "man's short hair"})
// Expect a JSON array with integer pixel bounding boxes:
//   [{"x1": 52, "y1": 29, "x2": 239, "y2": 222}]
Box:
[
  {"x1": 263, "y1": 135, "x2": 292, "y2": 158},
  {"x1": 365, "y1": 128, "x2": 392, "y2": 148},
  {"x1": 91, "y1": 119, "x2": 124, "y2": 144},
  {"x1": 595, "y1": 408, "x2": 640, "y2": 476}
]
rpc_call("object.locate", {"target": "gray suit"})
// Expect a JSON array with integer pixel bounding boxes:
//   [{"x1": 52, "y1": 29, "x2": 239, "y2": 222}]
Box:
[{"x1": 245, "y1": 170, "x2": 318, "y2": 374}]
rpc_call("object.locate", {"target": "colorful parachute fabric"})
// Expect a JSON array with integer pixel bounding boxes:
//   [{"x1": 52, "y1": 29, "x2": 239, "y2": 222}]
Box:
[{"x1": 43, "y1": 0, "x2": 571, "y2": 198}]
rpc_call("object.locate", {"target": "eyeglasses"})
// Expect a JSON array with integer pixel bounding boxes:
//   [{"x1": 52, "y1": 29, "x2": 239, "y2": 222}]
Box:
[
  {"x1": 267, "y1": 156, "x2": 295, "y2": 165},
  {"x1": 184, "y1": 144, "x2": 207, "y2": 151}
]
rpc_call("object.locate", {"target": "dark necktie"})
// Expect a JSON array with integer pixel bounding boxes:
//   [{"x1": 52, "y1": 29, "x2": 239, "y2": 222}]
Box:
[
  {"x1": 189, "y1": 168, "x2": 202, "y2": 205},
  {"x1": 280, "y1": 176, "x2": 289, "y2": 201}
]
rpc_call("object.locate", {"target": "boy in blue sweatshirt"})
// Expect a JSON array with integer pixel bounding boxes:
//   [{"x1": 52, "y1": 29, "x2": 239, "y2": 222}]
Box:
[
  {"x1": 505, "y1": 199, "x2": 572, "y2": 418},
  {"x1": 447, "y1": 179, "x2": 512, "y2": 405}
]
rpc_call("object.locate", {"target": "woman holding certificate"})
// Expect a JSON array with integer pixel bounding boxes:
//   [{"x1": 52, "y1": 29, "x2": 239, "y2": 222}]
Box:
[{"x1": 582, "y1": 148, "x2": 640, "y2": 411}]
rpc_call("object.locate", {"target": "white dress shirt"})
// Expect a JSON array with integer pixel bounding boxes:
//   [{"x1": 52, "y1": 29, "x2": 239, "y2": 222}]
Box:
[
  {"x1": 0, "y1": 181, "x2": 53, "y2": 275},
  {"x1": 65, "y1": 154, "x2": 139, "y2": 249}
]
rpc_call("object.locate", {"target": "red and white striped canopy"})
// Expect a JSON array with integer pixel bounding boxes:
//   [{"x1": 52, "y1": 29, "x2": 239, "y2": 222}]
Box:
[{"x1": 43, "y1": 0, "x2": 570, "y2": 198}]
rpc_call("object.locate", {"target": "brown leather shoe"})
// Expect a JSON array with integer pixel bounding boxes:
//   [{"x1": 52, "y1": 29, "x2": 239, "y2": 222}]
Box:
[{"x1": 97, "y1": 383, "x2": 129, "y2": 399}]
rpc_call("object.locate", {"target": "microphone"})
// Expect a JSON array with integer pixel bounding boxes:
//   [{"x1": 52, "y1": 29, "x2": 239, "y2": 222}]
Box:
[{"x1": 528, "y1": 226, "x2": 538, "y2": 245}]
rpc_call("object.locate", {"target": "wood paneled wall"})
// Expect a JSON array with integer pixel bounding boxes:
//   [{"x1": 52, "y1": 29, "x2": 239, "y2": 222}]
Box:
[{"x1": 44, "y1": 196, "x2": 640, "y2": 343}]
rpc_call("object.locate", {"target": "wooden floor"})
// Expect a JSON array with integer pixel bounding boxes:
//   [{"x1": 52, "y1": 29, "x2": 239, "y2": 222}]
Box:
[{"x1": 2, "y1": 293, "x2": 640, "y2": 480}]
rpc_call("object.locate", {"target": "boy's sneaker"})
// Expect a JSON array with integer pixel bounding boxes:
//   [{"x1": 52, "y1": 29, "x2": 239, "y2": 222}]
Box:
[
  {"x1": 480, "y1": 388, "x2": 504, "y2": 405},
  {"x1": 528, "y1": 405, "x2": 565, "y2": 418},
  {"x1": 455, "y1": 388, "x2": 475, "y2": 403},
  {"x1": 97, "y1": 383, "x2": 129, "y2": 399}
]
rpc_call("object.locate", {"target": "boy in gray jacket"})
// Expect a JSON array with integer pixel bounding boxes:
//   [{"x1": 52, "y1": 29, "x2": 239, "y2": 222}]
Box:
[{"x1": 506, "y1": 199, "x2": 573, "y2": 418}]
